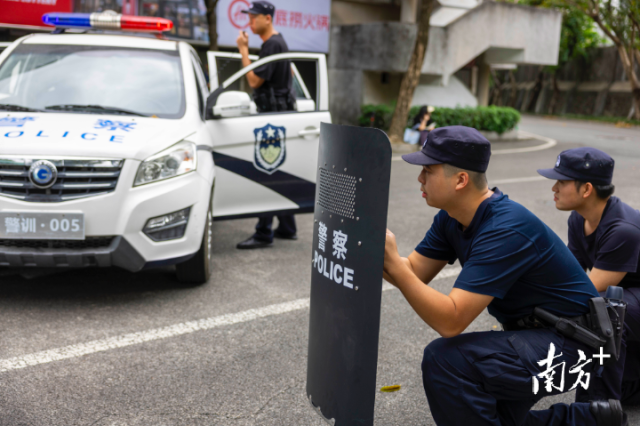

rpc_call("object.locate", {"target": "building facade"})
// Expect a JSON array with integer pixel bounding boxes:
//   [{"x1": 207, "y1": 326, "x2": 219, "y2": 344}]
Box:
[{"x1": 329, "y1": 0, "x2": 562, "y2": 125}]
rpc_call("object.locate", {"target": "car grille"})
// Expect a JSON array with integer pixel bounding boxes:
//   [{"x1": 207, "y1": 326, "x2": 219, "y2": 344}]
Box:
[
  {"x1": 0, "y1": 157, "x2": 124, "y2": 202},
  {"x1": 0, "y1": 237, "x2": 115, "y2": 249}
]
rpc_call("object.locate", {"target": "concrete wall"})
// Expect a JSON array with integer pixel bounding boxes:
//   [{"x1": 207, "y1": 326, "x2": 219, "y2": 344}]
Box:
[
  {"x1": 413, "y1": 75, "x2": 478, "y2": 107},
  {"x1": 329, "y1": 22, "x2": 416, "y2": 73},
  {"x1": 495, "y1": 46, "x2": 638, "y2": 118},
  {"x1": 331, "y1": 1, "x2": 401, "y2": 26},
  {"x1": 360, "y1": 72, "x2": 477, "y2": 108},
  {"x1": 362, "y1": 71, "x2": 402, "y2": 105},
  {"x1": 329, "y1": 69, "x2": 364, "y2": 125}
]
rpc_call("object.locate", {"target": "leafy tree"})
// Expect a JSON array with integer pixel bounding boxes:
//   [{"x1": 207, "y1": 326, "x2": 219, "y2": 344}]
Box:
[
  {"x1": 205, "y1": 0, "x2": 219, "y2": 51},
  {"x1": 557, "y1": 0, "x2": 640, "y2": 118},
  {"x1": 557, "y1": 8, "x2": 604, "y2": 67}
]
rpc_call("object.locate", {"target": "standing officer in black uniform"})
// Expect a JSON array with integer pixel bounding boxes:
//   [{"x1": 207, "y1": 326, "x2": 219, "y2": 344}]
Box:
[
  {"x1": 234, "y1": 1, "x2": 298, "y2": 250},
  {"x1": 383, "y1": 126, "x2": 627, "y2": 425},
  {"x1": 538, "y1": 147, "x2": 640, "y2": 406}
]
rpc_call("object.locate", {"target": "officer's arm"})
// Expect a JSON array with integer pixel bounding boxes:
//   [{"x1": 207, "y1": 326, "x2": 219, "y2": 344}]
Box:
[
  {"x1": 385, "y1": 230, "x2": 493, "y2": 338},
  {"x1": 386, "y1": 253, "x2": 493, "y2": 337},
  {"x1": 239, "y1": 44, "x2": 265, "y2": 89},
  {"x1": 588, "y1": 268, "x2": 627, "y2": 292},
  {"x1": 383, "y1": 253, "x2": 447, "y2": 286},
  {"x1": 382, "y1": 258, "x2": 410, "y2": 285}
]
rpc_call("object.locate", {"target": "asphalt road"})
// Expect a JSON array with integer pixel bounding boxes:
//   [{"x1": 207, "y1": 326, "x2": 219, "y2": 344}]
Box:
[{"x1": 1, "y1": 115, "x2": 639, "y2": 425}]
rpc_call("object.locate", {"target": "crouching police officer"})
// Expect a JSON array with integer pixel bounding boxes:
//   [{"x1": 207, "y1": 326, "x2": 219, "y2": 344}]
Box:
[
  {"x1": 383, "y1": 127, "x2": 627, "y2": 426},
  {"x1": 235, "y1": 1, "x2": 298, "y2": 249},
  {"x1": 538, "y1": 148, "x2": 640, "y2": 407}
]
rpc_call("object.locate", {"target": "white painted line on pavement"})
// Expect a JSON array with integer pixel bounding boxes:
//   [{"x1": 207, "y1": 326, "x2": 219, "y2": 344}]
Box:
[
  {"x1": 492, "y1": 131, "x2": 557, "y2": 155},
  {"x1": 490, "y1": 176, "x2": 547, "y2": 185},
  {"x1": 0, "y1": 268, "x2": 461, "y2": 373},
  {"x1": 0, "y1": 298, "x2": 310, "y2": 373}
]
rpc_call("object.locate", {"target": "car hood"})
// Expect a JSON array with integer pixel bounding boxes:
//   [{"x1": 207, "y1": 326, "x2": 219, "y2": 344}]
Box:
[{"x1": 0, "y1": 113, "x2": 195, "y2": 161}]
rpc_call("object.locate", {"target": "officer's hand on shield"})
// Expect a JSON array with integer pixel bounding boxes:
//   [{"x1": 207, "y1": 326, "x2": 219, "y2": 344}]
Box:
[{"x1": 384, "y1": 229, "x2": 403, "y2": 285}]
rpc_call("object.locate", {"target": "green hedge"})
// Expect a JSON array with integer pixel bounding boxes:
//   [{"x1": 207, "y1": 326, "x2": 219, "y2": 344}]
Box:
[
  {"x1": 358, "y1": 104, "x2": 395, "y2": 130},
  {"x1": 359, "y1": 105, "x2": 521, "y2": 135},
  {"x1": 430, "y1": 106, "x2": 521, "y2": 134}
]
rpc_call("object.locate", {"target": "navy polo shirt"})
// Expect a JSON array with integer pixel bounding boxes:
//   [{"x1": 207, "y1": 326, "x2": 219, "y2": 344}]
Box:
[
  {"x1": 416, "y1": 189, "x2": 598, "y2": 324},
  {"x1": 568, "y1": 196, "x2": 640, "y2": 289}
]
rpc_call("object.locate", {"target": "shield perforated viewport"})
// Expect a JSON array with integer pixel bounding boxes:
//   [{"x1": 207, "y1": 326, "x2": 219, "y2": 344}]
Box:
[{"x1": 318, "y1": 168, "x2": 356, "y2": 219}]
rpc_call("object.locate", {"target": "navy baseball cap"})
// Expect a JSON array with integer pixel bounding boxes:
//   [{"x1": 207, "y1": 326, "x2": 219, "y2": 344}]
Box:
[
  {"x1": 537, "y1": 147, "x2": 614, "y2": 186},
  {"x1": 402, "y1": 126, "x2": 491, "y2": 173},
  {"x1": 242, "y1": 1, "x2": 275, "y2": 16}
]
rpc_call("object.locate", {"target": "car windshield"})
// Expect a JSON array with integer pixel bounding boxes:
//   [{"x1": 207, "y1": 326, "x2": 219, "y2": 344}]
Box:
[{"x1": 0, "y1": 43, "x2": 185, "y2": 119}]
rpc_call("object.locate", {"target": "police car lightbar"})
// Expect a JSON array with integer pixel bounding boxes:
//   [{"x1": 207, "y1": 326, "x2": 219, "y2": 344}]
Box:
[{"x1": 42, "y1": 12, "x2": 173, "y2": 33}]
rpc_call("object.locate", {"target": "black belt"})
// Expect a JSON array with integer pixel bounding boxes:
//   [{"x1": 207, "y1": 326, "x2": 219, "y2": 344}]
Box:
[
  {"x1": 504, "y1": 298, "x2": 625, "y2": 363},
  {"x1": 502, "y1": 313, "x2": 591, "y2": 331}
]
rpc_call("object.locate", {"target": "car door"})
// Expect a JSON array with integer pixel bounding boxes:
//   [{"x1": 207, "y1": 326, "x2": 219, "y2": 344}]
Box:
[{"x1": 205, "y1": 52, "x2": 330, "y2": 220}]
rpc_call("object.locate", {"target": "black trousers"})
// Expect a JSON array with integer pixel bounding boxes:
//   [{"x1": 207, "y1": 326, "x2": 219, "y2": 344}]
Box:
[
  {"x1": 422, "y1": 329, "x2": 600, "y2": 425},
  {"x1": 253, "y1": 215, "x2": 296, "y2": 243}
]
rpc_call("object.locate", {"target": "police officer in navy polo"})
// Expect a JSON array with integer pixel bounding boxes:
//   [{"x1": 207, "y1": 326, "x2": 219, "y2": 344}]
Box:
[
  {"x1": 235, "y1": 1, "x2": 298, "y2": 249},
  {"x1": 538, "y1": 148, "x2": 640, "y2": 407},
  {"x1": 383, "y1": 126, "x2": 626, "y2": 425}
]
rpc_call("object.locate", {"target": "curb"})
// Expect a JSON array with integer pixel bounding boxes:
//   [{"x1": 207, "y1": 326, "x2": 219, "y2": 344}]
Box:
[
  {"x1": 391, "y1": 131, "x2": 557, "y2": 161},
  {"x1": 492, "y1": 131, "x2": 557, "y2": 155},
  {"x1": 390, "y1": 143, "x2": 420, "y2": 154}
]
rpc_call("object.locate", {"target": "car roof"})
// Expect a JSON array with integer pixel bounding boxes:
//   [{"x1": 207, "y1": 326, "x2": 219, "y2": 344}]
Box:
[{"x1": 21, "y1": 33, "x2": 180, "y2": 51}]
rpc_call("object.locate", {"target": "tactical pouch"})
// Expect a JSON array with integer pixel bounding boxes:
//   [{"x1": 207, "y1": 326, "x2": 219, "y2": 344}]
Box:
[
  {"x1": 534, "y1": 295, "x2": 626, "y2": 366},
  {"x1": 533, "y1": 307, "x2": 606, "y2": 350},
  {"x1": 588, "y1": 295, "x2": 626, "y2": 365}
]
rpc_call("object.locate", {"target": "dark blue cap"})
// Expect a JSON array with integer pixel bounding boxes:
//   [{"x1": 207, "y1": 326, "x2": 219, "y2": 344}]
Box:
[
  {"x1": 242, "y1": 1, "x2": 275, "y2": 16},
  {"x1": 402, "y1": 126, "x2": 491, "y2": 173},
  {"x1": 537, "y1": 147, "x2": 614, "y2": 186}
]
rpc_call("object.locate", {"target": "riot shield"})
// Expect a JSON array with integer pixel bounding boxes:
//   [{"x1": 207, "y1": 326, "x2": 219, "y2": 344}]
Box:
[{"x1": 306, "y1": 123, "x2": 392, "y2": 426}]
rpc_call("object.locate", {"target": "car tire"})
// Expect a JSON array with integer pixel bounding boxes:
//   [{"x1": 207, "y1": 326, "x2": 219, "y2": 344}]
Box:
[{"x1": 176, "y1": 205, "x2": 212, "y2": 284}]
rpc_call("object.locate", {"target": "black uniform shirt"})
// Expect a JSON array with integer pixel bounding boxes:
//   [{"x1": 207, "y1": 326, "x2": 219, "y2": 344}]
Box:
[
  {"x1": 568, "y1": 196, "x2": 640, "y2": 289},
  {"x1": 254, "y1": 33, "x2": 292, "y2": 98},
  {"x1": 416, "y1": 189, "x2": 597, "y2": 324}
]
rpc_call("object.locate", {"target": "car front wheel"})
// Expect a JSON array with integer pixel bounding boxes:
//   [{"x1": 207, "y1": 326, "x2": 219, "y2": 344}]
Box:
[{"x1": 176, "y1": 205, "x2": 212, "y2": 284}]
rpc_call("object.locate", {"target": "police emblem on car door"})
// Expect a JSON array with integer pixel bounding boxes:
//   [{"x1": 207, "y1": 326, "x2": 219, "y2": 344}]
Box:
[{"x1": 254, "y1": 124, "x2": 286, "y2": 174}]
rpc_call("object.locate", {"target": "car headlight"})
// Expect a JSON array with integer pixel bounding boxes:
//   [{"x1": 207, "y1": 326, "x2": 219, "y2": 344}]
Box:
[
  {"x1": 143, "y1": 207, "x2": 191, "y2": 242},
  {"x1": 134, "y1": 141, "x2": 196, "y2": 186}
]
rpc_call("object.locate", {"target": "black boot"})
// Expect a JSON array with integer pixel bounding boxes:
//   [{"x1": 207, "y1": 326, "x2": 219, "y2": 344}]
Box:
[
  {"x1": 236, "y1": 236, "x2": 273, "y2": 249},
  {"x1": 590, "y1": 399, "x2": 627, "y2": 426}
]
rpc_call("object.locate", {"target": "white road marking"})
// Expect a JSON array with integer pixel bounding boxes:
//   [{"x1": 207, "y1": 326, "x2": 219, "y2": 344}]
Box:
[
  {"x1": 490, "y1": 176, "x2": 547, "y2": 185},
  {"x1": 0, "y1": 299, "x2": 310, "y2": 373},
  {"x1": 492, "y1": 131, "x2": 557, "y2": 155},
  {"x1": 0, "y1": 268, "x2": 461, "y2": 373},
  {"x1": 391, "y1": 131, "x2": 557, "y2": 161}
]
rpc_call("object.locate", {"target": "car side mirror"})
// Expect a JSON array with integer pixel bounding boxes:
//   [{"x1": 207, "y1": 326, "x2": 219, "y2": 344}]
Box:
[{"x1": 212, "y1": 91, "x2": 252, "y2": 118}]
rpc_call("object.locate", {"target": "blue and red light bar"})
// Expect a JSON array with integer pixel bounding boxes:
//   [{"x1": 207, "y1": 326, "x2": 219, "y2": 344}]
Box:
[{"x1": 42, "y1": 12, "x2": 173, "y2": 32}]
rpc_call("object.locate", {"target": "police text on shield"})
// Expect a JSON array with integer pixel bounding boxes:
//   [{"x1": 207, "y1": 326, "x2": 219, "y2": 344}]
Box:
[{"x1": 313, "y1": 221, "x2": 355, "y2": 289}]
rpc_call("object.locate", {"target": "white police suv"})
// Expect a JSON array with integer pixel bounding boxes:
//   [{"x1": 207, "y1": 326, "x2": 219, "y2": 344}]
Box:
[{"x1": 0, "y1": 12, "x2": 330, "y2": 283}]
